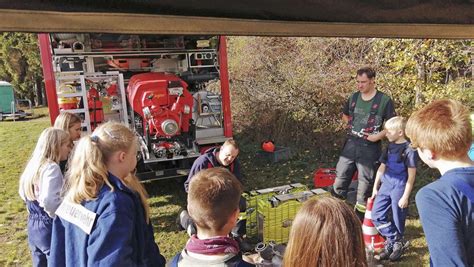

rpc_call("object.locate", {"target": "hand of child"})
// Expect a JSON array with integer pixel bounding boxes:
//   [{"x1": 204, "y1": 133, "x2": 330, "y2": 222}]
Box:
[
  {"x1": 370, "y1": 190, "x2": 378, "y2": 200},
  {"x1": 398, "y1": 196, "x2": 409, "y2": 209}
]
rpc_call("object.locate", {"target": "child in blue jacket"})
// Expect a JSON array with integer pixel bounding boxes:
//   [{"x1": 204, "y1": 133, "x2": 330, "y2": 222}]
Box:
[
  {"x1": 406, "y1": 99, "x2": 474, "y2": 266},
  {"x1": 371, "y1": 116, "x2": 418, "y2": 262},
  {"x1": 19, "y1": 128, "x2": 71, "y2": 267},
  {"x1": 49, "y1": 122, "x2": 166, "y2": 266}
]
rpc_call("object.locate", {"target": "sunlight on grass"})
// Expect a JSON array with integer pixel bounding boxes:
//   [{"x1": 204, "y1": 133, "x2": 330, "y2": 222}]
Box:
[{"x1": 0, "y1": 107, "x2": 50, "y2": 266}]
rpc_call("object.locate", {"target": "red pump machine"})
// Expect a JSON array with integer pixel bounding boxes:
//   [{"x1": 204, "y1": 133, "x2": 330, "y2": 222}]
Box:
[
  {"x1": 128, "y1": 72, "x2": 195, "y2": 159},
  {"x1": 39, "y1": 34, "x2": 233, "y2": 181}
]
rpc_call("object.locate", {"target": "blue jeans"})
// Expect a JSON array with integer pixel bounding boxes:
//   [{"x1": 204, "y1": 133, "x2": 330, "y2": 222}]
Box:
[
  {"x1": 26, "y1": 201, "x2": 52, "y2": 267},
  {"x1": 372, "y1": 182, "x2": 407, "y2": 242}
]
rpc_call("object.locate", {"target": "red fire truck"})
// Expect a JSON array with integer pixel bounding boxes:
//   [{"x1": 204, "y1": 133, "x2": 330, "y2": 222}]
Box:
[{"x1": 38, "y1": 33, "x2": 233, "y2": 181}]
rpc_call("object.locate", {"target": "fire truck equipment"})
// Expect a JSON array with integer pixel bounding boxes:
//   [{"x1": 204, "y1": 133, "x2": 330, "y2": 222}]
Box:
[
  {"x1": 127, "y1": 72, "x2": 195, "y2": 159},
  {"x1": 242, "y1": 183, "x2": 308, "y2": 242},
  {"x1": 255, "y1": 241, "x2": 286, "y2": 266},
  {"x1": 262, "y1": 140, "x2": 275, "y2": 152},
  {"x1": 313, "y1": 168, "x2": 358, "y2": 188},
  {"x1": 127, "y1": 72, "x2": 193, "y2": 138},
  {"x1": 104, "y1": 83, "x2": 122, "y2": 111},
  {"x1": 72, "y1": 41, "x2": 84, "y2": 52},
  {"x1": 58, "y1": 97, "x2": 78, "y2": 110},
  {"x1": 257, "y1": 146, "x2": 292, "y2": 163},
  {"x1": 257, "y1": 188, "x2": 330, "y2": 244},
  {"x1": 57, "y1": 84, "x2": 79, "y2": 110},
  {"x1": 58, "y1": 57, "x2": 84, "y2": 72},
  {"x1": 193, "y1": 90, "x2": 222, "y2": 128},
  {"x1": 107, "y1": 58, "x2": 151, "y2": 70},
  {"x1": 87, "y1": 87, "x2": 104, "y2": 130},
  {"x1": 40, "y1": 34, "x2": 231, "y2": 181}
]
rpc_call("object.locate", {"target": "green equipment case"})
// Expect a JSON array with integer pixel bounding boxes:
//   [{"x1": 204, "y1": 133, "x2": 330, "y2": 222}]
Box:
[
  {"x1": 257, "y1": 188, "x2": 330, "y2": 244},
  {"x1": 242, "y1": 183, "x2": 308, "y2": 241}
]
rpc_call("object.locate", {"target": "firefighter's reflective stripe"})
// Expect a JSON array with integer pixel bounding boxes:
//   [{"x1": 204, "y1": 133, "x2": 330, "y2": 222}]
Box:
[
  {"x1": 375, "y1": 222, "x2": 392, "y2": 231},
  {"x1": 355, "y1": 202, "x2": 367, "y2": 213}
]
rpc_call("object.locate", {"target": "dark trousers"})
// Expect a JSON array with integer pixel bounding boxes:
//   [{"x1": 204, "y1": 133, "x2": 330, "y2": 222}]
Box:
[
  {"x1": 27, "y1": 201, "x2": 53, "y2": 267},
  {"x1": 372, "y1": 182, "x2": 407, "y2": 242},
  {"x1": 333, "y1": 137, "x2": 381, "y2": 206}
]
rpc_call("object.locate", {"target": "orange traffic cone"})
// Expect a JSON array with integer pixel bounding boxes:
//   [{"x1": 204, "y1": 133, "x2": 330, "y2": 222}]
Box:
[{"x1": 362, "y1": 198, "x2": 385, "y2": 251}]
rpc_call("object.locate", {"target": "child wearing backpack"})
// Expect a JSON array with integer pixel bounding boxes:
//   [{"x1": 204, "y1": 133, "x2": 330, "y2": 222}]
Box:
[
  {"x1": 406, "y1": 99, "x2": 474, "y2": 266},
  {"x1": 18, "y1": 128, "x2": 71, "y2": 267},
  {"x1": 170, "y1": 167, "x2": 254, "y2": 267},
  {"x1": 370, "y1": 116, "x2": 418, "y2": 261},
  {"x1": 49, "y1": 122, "x2": 166, "y2": 266}
]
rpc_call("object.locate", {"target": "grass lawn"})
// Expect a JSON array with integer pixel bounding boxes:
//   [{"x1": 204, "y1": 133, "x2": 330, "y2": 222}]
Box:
[
  {"x1": 0, "y1": 108, "x2": 51, "y2": 266},
  {"x1": 0, "y1": 109, "x2": 433, "y2": 266}
]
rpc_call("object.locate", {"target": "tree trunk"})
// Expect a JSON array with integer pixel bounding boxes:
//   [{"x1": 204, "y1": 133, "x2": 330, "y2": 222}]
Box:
[
  {"x1": 414, "y1": 59, "x2": 426, "y2": 105},
  {"x1": 35, "y1": 78, "x2": 45, "y2": 106},
  {"x1": 28, "y1": 91, "x2": 36, "y2": 107}
]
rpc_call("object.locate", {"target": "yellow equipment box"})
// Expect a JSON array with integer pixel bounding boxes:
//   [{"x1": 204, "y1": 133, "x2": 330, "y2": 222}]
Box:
[
  {"x1": 257, "y1": 188, "x2": 330, "y2": 244},
  {"x1": 242, "y1": 183, "x2": 308, "y2": 241}
]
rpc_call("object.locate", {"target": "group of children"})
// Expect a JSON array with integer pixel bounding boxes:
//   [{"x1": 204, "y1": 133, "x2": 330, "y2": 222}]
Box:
[
  {"x1": 18, "y1": 98, "x2": 473, "y2": 266},
  {"x1": 19, "y1": 113, "x2": 166, "y2": 266}
]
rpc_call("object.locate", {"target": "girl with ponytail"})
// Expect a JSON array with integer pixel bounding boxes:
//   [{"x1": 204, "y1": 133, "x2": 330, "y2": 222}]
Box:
[
  {"x1": 19, "y1": 127, "x2": 71, "y2": 267},
  {"x1": 49, "y1": 121, "x2": 166, "y2": 266}
]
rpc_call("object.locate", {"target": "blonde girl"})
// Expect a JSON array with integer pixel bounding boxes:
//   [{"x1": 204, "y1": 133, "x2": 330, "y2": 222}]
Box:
[
  {"x1": 54, "y1": 112, "x2": 82, "y2": 173},
  {"x1": 283, "y1": 197, "x2": 367, "y2": 267},
  {"x1": 19, "y1": 128, "x2": 71, "y2": 267},
  {"x1": 53, "y1": 112, "x2": 82, "y2": 142},
  {"x1": 49, "y1": 121, "x2": 166, "y2": 267}
]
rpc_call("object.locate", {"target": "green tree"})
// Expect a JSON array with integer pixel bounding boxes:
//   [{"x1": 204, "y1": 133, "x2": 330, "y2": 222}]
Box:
[
  {"x1": 0, "y1": 32, "x2": 43, "y2": 105},
  {"x1": 371, "y1": 39, "x2": 473, "y2": 115}
]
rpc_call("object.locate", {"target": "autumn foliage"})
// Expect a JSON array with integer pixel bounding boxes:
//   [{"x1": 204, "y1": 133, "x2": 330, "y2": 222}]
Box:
[{"x1": 227, "y1": 37, "x2": 473, "y2": 148}]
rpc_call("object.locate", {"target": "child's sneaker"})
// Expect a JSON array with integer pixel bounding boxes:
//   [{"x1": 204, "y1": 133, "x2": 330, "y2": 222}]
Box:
[
  {"x1": 376, "y1": 241, "x2": 393, "y2": 261},
  {"x1": 389, "y1": 240, "x2": 409, "y2": 261}
]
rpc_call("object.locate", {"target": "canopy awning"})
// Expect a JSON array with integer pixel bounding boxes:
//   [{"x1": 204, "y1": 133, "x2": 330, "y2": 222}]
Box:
[{"x1": 0, "y1": 1, "x2": 473, "y2": 38}]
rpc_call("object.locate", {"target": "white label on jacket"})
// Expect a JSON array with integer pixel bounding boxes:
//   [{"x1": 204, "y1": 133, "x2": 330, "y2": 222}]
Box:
[{"x1": 56, "y1": 201, "x2": 97, "y2": 235}]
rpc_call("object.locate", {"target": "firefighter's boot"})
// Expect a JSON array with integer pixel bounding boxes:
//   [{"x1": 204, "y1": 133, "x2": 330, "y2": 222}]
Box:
[{"x1": 354, "y1": 202, "x2": 366, "y2": 222}]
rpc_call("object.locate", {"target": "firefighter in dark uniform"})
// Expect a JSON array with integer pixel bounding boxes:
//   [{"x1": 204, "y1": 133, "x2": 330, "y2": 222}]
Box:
[
  {"x1": 184, "y1": 139, "x2": 242, "y2": 192},
  {"x1": 179, "y1": 139, "x2": 251, "y2": 250},
  {"x1": 332, "y1": 67, "x2": 396, "y2": 218}
]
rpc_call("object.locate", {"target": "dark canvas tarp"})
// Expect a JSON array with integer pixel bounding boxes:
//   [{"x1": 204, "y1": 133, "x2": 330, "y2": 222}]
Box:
[{"x1": 0, "y1": 0, "x2": 473, "y2": 38}]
